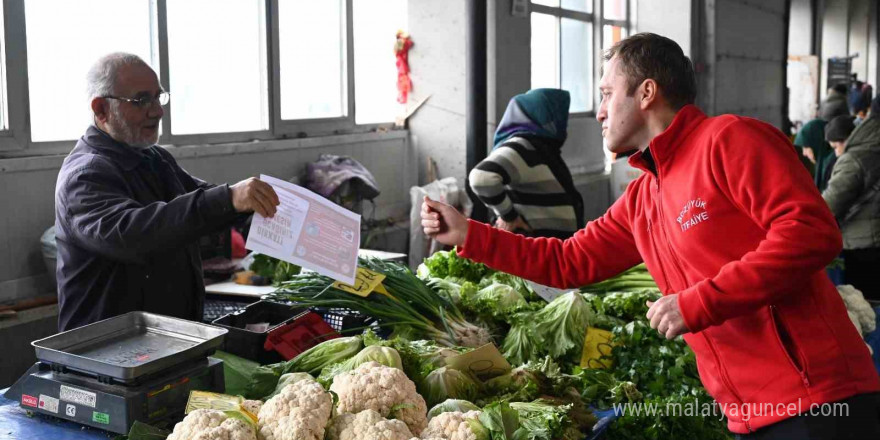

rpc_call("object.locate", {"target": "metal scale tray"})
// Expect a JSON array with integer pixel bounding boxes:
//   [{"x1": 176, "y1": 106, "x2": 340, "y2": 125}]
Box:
[{"x1": 31, "y1": 311, "x2": 227, "y2": 383}]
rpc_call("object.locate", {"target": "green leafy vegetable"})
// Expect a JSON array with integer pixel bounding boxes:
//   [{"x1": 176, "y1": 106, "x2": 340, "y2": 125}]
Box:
[
  {"x1": 501, "y1": 313, "x2": 540, "y2": 366},
  {"x1": 249, "y1": 253, "x2": 301, "y2": 284},
  {"x1": 317, "y1": 346, "x2": 404, "y2": 387},
  {"x1": 481, "y1": 366, "x2": 543, "y2": 406},
  {"x1": 580, "y1": 264, "x2": 659, "y2": 293},
  {"x1": 279, "y1": 335, "x2": 364, "y2": 376},
  {"x1": 533, "y1": 292, "x2": 593, "y2": 361},
  {"x1": 427, "y1": 399, "x2": 482, "y2": 420},
  {"x1": 125, "y1": 421, "x2": 169, "y2": 440},
  {"x1": 509, "y1": 401, "x2": 582, "y2": 440},
  {"x1": 598, "y1": 290, "x2": 661, "y2": 322},
  {"x1": 271, "y1": 258, "x2": 491, "y2": 347},
  {"x1": 210, "y1": 350, "x2": 279, "y2": 399},
  {"x1": 463, "y1": 282, "x2": 527, "y2": 319},
  {"x1": 479, "y1": 401, "x2": 521, "y2": 440},
  {"x1": 423, "y1": 249, "x2": 492, "y2": 282},
  {"x1": 421, "y1": 366, "x2": 481, "y2": 408}
]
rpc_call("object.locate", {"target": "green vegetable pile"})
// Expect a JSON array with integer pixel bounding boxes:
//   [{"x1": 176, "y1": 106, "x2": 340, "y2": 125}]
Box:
[
  {"x1": 249, "y1": 253, "x2": 301, "y2": 285},
  {"x1": 579, "y1": 264, "x2": 659, "y2": 293},
  {"x1": 269, "y1": 257, "x2": 492, "y2": 348},
  {"x1": 416, "y1": 257, "x2": 731, "y2": 440},
  {"x1": 217, "y1": 251, "x2": 730, "y2": 440}
]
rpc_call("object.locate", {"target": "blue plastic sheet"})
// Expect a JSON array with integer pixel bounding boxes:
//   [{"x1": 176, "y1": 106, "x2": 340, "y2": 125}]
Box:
[
  {"x1": 0, "y1": 391, "x2": 116, "y2": 439},
  {"x1": 587, "y1": 407, "x2": 618, "y2": 439}
]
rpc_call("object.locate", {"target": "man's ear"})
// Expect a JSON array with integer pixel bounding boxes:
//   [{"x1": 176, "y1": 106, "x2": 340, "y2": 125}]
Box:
[
  {"x1": 91, "y1": 97, "x2": 109, "y2": 123},
  {"x1": 638, "y1": 79, "x2": 658, "y2": 110}
]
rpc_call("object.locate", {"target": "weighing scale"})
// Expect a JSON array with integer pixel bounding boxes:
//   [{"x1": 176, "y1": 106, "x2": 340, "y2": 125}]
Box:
[{"x1": 3, "y1": 312, "x2": 228, "y2": 434}]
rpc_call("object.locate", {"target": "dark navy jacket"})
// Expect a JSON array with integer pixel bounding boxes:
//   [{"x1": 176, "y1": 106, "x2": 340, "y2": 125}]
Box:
[{"x1": 54, "y1": 126, "x2": 238, "y2": 330}]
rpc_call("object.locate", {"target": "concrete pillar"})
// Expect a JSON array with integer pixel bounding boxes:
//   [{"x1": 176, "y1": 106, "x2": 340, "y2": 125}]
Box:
[
  {"x1": 850, "y1": 0, "x2": 869, "y2": 81},
  {"x1": 407, "y1": 0, "x2": 468, "y2": 185},
  {"x1": 821, "y1": 0, "x2": 849, "y2": 98},
  {"x1": 789, "y1": 0, "x2": 814, "y2": 55},
  {"x1": 635, "y1": 0, "x2": 692, "y2": 58}
]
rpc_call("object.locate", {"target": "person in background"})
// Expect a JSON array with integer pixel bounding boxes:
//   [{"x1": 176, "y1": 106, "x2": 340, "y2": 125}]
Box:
[
  {"x1": 54, "y1": 53, "x2": 280, "y2": 331},
  {"x1": 794, "y1": 119, "x2": 836, "y2": 192},
  {"x1": 848, "y1": 75, "x2": 874, "y2": 124},
  {"x1": 468, "y1": 88, "x2": 584, "y2": 239},
  {"x1": 423, "y1": 33, "x2": 880, "y2": 438},
  {"x1": 820, "y1": 83, "x2": 851, "y2": 122},
  {"x1": 850, "y1": 83, "x2": 873, "y2": 125},
  {"x1": 823, "y1": 111, "x2": 880, "y2": 301}
]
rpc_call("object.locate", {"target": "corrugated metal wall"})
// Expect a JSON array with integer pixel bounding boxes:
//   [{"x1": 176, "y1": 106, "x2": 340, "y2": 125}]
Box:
[{"x1": 697, "y1": 0, "x2": 789, "y2": 128}]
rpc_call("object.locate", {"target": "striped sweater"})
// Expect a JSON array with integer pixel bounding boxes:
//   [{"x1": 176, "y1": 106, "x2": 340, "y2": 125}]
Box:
[{"x1": 468, "y1": 136, "x2": 584, "y2": 238}]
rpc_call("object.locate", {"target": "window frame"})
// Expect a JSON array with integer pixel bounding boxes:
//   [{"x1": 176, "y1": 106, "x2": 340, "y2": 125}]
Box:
[
  {"x1": 269, "y1": 0, "x2": 357, "y2": 138},
  {"x1": 0, "y1": 0, "x2": 394, "y2": 157},
  {"x1": 529, "y1": 0, "x2": 632, "y2": 117}
]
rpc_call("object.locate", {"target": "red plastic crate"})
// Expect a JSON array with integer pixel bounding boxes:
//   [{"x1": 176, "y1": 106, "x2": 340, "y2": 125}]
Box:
[{"x1": 263, "y1": 311, "x2": 340, "y2": 360}]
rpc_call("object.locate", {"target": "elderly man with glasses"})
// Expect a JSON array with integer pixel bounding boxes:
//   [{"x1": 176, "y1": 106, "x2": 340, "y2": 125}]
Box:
[{"x1": 53, "y1": 52, "x2": 280, "y2": 331}]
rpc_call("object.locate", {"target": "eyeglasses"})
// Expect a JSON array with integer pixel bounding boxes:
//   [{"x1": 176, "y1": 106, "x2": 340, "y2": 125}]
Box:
[{"x1": 104, "y1": 91, "x2": 170, "y2": 109}]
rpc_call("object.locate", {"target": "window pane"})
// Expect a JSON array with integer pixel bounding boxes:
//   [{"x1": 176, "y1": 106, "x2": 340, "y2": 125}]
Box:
[
  {"x1": 603, "y1": 0, "x2": 627, "y2": 20},
  {"x1": 167, "y1": 0, "x2": 268, "y2": 135},
  {"x1": 279, "y1": 0, "x2": 346, "y2": 120},
  {"x1": 561, "y1": 0, "x2": 591, "y2": 13},
  {"x1": 531, "y1": 13, "x2": 560, "y2": 90},
  {"x1": 354, "y1": 0, "x2": 407, "y2": 124},
  {"x1": 561, "y1": 18, "x2": 592, "y2": 112},
  {"x1": 603, "y1": 25, "x2": 628, "y2": 52},
  {"x1": 532, "y1": 0, "x2": 560, "y2": 7},
  {"x1": 25, "y1": 0, "x2": 154, "y2": 142}
]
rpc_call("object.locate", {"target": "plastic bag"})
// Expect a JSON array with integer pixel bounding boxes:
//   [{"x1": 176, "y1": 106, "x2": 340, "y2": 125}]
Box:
[{"x1": 409, "y1": 177, "x2": 472, "y2": 268}]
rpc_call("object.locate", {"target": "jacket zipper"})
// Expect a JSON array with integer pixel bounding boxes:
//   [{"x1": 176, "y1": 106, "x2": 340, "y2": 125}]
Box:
[
  {"x1": 654, "y1": 177, "x2": 690, "y2": 289},
  {"x1": 769, "y1": 305, "x2": 811, "y2": 388},
  {"x1": 704, "y1": 333, "x2": 752, "y2": 432},
  {"x1": 646, "y1": 219, "x2": 672, "y2": 291}
]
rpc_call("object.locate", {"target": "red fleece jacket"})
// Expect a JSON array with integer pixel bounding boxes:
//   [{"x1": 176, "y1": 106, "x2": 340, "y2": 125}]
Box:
[{"x1": 458, "y1": 105, "x2": 880, "y2": 434}]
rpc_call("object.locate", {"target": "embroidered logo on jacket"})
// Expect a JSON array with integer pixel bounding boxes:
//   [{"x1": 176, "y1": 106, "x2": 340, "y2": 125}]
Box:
[{"x1": 677, "y1": 198, "x2": 709, "y2": 232}]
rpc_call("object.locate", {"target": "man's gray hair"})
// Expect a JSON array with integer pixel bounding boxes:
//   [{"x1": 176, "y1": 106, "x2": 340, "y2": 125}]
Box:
[{"x1": 86, "y1": 52, "x2": 149, "y2": 101}]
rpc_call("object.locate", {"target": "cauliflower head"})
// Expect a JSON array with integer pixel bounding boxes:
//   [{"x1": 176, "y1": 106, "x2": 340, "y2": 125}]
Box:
[
  {"x1": 330, "y1": 362, "x2": 428, "y2": 434},
  {"x1": 419, "y1": 411, "x2": 486, "y2": 440},
  {"x1": 839, "y1": 285, "x2": 877, "y2": 334},
  {"x1": 258, "y1": 377, "x2": 333, "y2": 440},
  {"x1": 167, "y1": 409, "x2": 256, "y2": 440},
  {"x1": 243, "y1": 400, "x2": 264, "y2": 416},
  {"x1": 326, "y1": 409, "x2": 415, "y2": 440},
  {"x1": 193, "y1": 418, "x2": 259, "y2": 440}
]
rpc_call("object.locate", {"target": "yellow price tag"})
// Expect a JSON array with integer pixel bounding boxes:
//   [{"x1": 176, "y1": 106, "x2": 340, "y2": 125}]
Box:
[
  {"x1": 185, "y1": 391, "x2": 242, "y2": 414},
  {"x1": 446, "y1": 343, "x2": 512, "y2": 380},
  {"x1": 580, "y1": 327, "x2": 615, "y2": 369},
  {"x1": 333, "y1": 267, "x2": 389, "y2": 297}
]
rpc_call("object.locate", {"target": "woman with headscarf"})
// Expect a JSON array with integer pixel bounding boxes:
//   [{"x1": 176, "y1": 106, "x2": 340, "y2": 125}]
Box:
[
  {"x1": 794, "y1": 118, "x2": 837, "y2": 192},
  {"x1": 468, "y1": 88, "x2": 584, "y2": 239}
]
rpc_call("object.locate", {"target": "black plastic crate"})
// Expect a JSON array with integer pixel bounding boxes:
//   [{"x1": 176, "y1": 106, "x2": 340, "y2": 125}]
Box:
[
  {"x1": 213, "y1": 300, "x2": 308, "y2": 364},
  {"x1": 311, "y1": 307, "x2": 390, "y2": 338}
]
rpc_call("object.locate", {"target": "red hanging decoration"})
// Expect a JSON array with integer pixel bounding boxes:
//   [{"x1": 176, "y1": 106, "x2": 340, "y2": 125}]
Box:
[{"x1": 395, "y1": 30, "x2": 414, "y2": 104}]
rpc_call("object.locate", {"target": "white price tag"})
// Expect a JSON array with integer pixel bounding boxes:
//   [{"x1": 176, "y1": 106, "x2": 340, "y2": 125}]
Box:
[
  {"x1": 527, "y1": 281, "x2": 569, "y2": 302},
  {"x1": 60, "y1": 385, "x2": 97, "y2": 408},
  {"x1": 39, "y1": 394, "x2": 60, "y2": 413}
]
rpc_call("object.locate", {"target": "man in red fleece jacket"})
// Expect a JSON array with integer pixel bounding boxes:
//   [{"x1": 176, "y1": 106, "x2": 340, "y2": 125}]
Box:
[{"x1": 422, "y1": 33, "x2": 880, "y2": 438}]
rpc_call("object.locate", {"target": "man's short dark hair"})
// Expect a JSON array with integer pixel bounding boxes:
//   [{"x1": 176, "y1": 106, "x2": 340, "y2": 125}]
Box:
[
  {"x1": 832, "y1": 83, "x2": 848, "y2": 95},
  {"x1": 825, "y1": 115, "x2": 856, "y2": 142},
  {"x1": 604, "y1": 33, "x2": 697, "y2": 110}
]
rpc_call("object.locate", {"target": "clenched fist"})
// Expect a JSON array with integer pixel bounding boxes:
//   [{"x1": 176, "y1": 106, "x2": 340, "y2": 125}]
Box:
[
  {"x1": 420, "y1": 196, "x2": 469, "y2": 247},
  {"x1": 230, "y1": 177, "x2": 280, "y2": 218}
]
